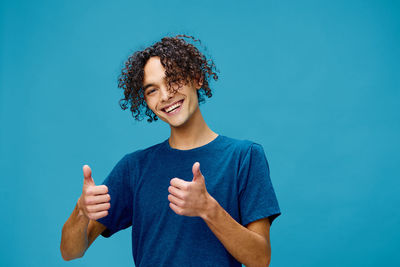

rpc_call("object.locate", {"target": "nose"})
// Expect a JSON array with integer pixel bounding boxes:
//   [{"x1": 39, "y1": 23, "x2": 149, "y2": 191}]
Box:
[{"x1": 160, "y1": 86, "x2": 173, "y2": 101}]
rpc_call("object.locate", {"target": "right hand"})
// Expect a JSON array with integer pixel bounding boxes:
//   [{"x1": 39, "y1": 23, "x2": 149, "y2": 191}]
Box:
[{"x1": 77, "y1": 165, "x2": 111, "y2": 220}]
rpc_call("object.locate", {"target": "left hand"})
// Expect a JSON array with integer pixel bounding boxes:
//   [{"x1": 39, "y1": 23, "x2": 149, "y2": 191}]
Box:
[{"x1": 168, "y1": 162, "x2": 211, "y2": 218}]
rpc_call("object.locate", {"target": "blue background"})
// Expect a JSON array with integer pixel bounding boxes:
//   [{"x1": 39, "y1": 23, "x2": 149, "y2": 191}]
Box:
[{"x1": 1, "y1": 0, "x2": 399, "y2": 266}]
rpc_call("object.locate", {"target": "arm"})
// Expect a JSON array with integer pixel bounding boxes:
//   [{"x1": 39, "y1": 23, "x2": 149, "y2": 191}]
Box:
[
  {"x1": 201, "y1": 195, "x2": 271, "y2": 267},
  {"x1": 60, "y1": 200, "x2": 106, "y2": 260},
  {"x1": 60, "y1": 165, "x2": 111, "y2": 261},
  {"x1": 168, "y1": 162, "x2": 273, "y2": 267}
]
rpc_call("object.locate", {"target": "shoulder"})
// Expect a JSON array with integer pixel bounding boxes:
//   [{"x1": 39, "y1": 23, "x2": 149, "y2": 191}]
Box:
[
  {"x1": 109, "y1": 140, "x2": 166, "y2": 180},
  {"x1": 220, "y1": 135, "x2": 265, "y2": 156},
  {"x1": 123, "y1": 139, "x2": 166, "y2": 163},
  {"x1": 219, "y1": 136, "x2": 268, "y2": 173}
]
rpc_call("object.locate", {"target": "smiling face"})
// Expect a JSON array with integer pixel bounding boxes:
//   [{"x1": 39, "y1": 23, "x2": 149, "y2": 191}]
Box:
[{"x1": 143, "y1": 56, "x2": 203, "y2": 128}]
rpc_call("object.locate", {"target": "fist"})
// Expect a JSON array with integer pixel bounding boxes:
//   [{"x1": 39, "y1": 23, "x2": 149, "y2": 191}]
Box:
[{"x1": 77, "y1": 165, "x2": 111, "y2": 220}]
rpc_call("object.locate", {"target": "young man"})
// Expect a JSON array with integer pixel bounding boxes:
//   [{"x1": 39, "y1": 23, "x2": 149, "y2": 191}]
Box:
[{"x1": 60, "y1": 35, "x2": 281, "y2": 266}]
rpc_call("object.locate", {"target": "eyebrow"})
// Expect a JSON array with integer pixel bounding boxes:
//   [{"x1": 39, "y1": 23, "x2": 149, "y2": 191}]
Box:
[
  {"x1": 143, "y1": 83, "x2": 155, "y2": 91},
  {"x1": 143, "y1": 75, "x2": 169, "y2": 91}
]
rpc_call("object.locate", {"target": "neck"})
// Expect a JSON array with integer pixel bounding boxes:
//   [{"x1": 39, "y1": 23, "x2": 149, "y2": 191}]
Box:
[{"x1": 168, "y1": 107, "x2": 218, "y2": 150}]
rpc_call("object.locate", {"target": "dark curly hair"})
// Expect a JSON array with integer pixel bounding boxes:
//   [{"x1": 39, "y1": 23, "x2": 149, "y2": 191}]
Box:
[{"x1": 118, "y1": 34, "x2": 219, "y2": 122}]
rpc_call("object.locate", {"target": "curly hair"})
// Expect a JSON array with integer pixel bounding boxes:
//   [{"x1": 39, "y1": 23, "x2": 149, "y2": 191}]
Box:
[{"x1": 118, "y1": 34, "x2": 219, "y2": 122}]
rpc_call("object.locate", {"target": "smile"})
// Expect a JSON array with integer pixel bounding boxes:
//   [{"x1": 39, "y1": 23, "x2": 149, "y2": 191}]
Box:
[{"x1": 162, "y1": 100, "x2": 184, "y2": 115}]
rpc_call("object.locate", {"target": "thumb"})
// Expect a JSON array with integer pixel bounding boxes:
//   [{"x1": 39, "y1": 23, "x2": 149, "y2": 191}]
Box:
[
  {"x1": 83, "y1": 165, "x2": 95, "y2": 186},
  {"x1": 192, "y1": 162, "x2": 203, "y2": 182}
]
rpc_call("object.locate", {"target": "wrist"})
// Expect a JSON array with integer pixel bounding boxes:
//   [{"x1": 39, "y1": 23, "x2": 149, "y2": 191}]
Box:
[
  {"x1": 76, "y1": 197, "x2": 86, "y2": 218},
  {"x1": 201, "y1": 193, "x2": 218, "y2": 222}
]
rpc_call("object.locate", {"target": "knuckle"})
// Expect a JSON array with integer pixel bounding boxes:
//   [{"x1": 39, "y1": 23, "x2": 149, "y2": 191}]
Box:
[
  {"x1": 83, "y1": 197, "x2": 90, "y2": 205},
  {"x1": 88, "y1": 197, "x2": 95, "y2": 205}
]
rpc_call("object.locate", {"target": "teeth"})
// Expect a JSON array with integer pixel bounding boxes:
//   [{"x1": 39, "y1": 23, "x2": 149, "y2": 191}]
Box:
[{"x1": 165, "y1": 101, "x2": 182, "y2": 113}]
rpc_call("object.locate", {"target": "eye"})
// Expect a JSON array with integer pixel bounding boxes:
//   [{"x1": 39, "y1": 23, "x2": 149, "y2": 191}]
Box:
[{"x1": 146, "y1": 88, "x2": 157, "y2": 95}]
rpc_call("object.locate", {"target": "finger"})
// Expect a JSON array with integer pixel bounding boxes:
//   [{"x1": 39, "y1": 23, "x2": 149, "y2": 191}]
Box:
[
  {"x1": 89, "y1": 210, "x2": 109, "y2": 220},
  {"x1": 85, "y1": 185, "x2": 108, "y2": 196},
  {"x1": 87, "y1": 202, "x2": 111, "y2": 213},
  {"x1": 192, "y1": 162, "x2": 200, "y2": 176},
  {"x1": 192, "y1": 162, "x2": 203, "y2": 182},
  {"x1": 168, "y1": 185, "x2": 185, "y2": 199},
  {"x1": 168, "y1": 194, "x2": 185, "y2": 207},
  {"x1": 169, "y1": 202, "x2": 183, "y2": 216},
  {"x1": 83, "y1": 165, "x2": 95, "y2": 186},
  {"x1": 170, "y1": 177, "x2": 189, "y2": 190},
  {"x1": 84, "y1": 194, "x2": 111, "y2": 205}
]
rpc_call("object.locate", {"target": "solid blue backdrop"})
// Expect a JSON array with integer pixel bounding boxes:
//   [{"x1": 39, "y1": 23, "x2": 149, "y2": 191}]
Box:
[{"x1": 1, "y1": 0, "x2": 399, "y2": 266}]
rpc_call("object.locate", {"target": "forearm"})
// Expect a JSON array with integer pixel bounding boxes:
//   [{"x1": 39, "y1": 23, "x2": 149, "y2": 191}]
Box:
[
  {"x1": 60, "y1": 199, "x2": 90, "y2": 261},
  {"x1": 201, "y1": 196, "x2": 270, "y2": 267}
]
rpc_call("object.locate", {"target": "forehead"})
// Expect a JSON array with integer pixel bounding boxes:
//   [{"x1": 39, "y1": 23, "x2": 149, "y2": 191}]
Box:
[{"x1": 143, "y1": 56, "x2": 166, "y2": 84}]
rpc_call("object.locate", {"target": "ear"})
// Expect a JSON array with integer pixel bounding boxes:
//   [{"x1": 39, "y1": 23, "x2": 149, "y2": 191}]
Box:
[{"x1": 195, "y1": 75, "x2": 204, "y2": 90}]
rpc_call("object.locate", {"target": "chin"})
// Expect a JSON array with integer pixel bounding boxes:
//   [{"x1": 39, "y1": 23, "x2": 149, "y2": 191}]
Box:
[
  {"x1": 165, "y1": 116, "x2": 190, "y2": 128},
  {"x1": 157, "y1": 106, "x2": 193, "y2": 128},
  {"x1": 168, "y1": 120, "x2": 187, "y2": 128}
]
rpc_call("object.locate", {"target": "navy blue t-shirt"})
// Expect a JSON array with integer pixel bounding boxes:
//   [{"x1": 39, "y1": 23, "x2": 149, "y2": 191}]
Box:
[{"x1": 97, "y1": 134, "x2": 281, "y2": 266}]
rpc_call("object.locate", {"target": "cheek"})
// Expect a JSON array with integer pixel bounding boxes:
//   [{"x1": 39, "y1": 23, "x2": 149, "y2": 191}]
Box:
[
  {"x1": 191, "y1": 92, "x2": 199, "y2": 107},
  {"x1": 145, "y1": 99, "x2": 156, "y2": 111}
]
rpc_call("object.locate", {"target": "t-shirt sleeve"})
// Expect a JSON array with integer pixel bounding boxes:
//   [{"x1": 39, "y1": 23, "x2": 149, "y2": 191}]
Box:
[
  {"x1": 238, "y1": 143, "x2": 281, "y2": 227},
  {"x1": 96, "y1": 154, "x2": 133, "y2": 238}
]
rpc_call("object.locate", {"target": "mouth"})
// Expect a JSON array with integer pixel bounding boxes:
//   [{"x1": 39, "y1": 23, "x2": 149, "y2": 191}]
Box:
[{"x1": 162, "y1": 99, "x2": 184, "y2": 115}]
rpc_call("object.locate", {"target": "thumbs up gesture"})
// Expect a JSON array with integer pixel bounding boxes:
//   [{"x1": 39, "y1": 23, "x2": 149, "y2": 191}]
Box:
[
  {"x1": 77, "y1": 165, "x2": 111, "y2": 220},
  {"x1": 168, "y1": 162, "x2": 214, "y2": 218}
]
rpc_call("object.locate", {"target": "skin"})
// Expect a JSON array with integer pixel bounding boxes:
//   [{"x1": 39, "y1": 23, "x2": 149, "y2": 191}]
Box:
[
  {"x1": 144, "y1": 56, "x2": 272, "y2": 266},
  {"x1": 60, "y1": 56, "x2": 272, "y2": 266},
  {"x1": 142, "y1": 56, "x2": 218, "y2": 150},
  {"x1": 60, "y1": 166, "x2": 109, "y2": 261}
]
